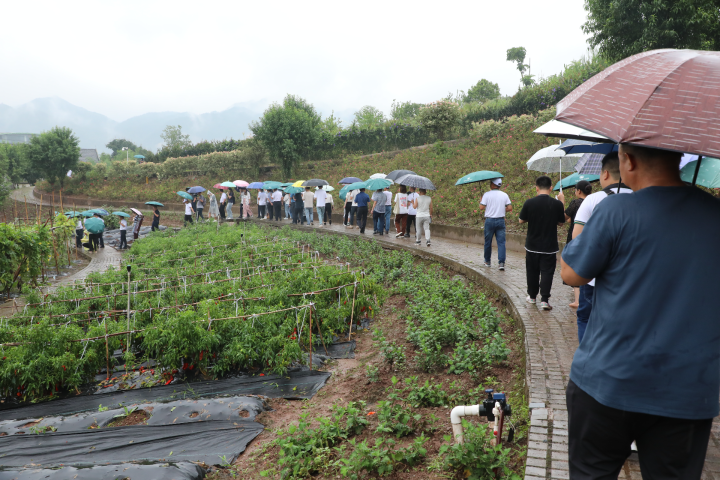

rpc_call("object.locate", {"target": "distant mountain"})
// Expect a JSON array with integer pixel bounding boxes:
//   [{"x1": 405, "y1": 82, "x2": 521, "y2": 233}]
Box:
[{"x1": 0, "y1": 97, "x2": 263, "y2": 153}]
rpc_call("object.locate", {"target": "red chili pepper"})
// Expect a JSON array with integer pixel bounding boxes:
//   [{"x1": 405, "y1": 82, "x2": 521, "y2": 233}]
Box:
[
  {"x1": 151, "y1": 369, "x2": 155, "y2": 375},
  {"x1": 259, "y1": 373, "x2": 265, "y2": 376},
  {"x1": 165, "y1": 378, "x2": 173, "y2": 385},
  {"x1": 199, "y1": 351, "x2": 204, "y2": 361},
  {"x1": 62, "y1": 365, "x2": 66, "y2": 371}
]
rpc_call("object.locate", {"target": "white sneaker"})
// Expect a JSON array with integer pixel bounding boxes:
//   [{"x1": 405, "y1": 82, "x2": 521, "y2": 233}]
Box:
[
  {"x1": 526, "y1": 296, "x2": 536, "y2": 304},
  {"x1": 540, "y1": 301, "x2": 552, "y2": 310},
  {"x1": 484, "y1": 262, "x2": 491, "y2": 267},
  {"x1": 499, "y1": 263, "x2": 505, "y2": 271}
]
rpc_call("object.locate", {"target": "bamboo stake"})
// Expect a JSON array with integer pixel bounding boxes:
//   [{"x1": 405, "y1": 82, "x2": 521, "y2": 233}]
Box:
[
  {"x1": 50, "y1": 216, "x2": 60, "y2": 275},
  {"x1": 308, "y1": 304, "x2": 313, "y2": 370},
  {"x1": 24, "y1": 196, "x2": 29, "y2": 226},
  {"x1": 39, "y1": 194, "x2": 42, "y2": 226},
  {"x1": 348, "y1": 282, "x2": 357, "y2": 341},
  {"x1": 104, "y1": 320, "x2": 110, "y2": 380}
]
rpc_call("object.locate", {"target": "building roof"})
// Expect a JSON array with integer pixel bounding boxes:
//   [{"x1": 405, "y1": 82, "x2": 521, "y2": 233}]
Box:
[{"x1": 79, "y1": 149, "x2": 99, "y2": 163}]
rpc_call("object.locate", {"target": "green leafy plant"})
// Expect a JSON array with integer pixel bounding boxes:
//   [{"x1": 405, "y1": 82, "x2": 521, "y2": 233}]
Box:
[
  {"x1": 365, "y1": 363, "x2": 379, "y2": 383},
  {"x1": 404, "y1": 377, "x2": 449, "y2": 408}
]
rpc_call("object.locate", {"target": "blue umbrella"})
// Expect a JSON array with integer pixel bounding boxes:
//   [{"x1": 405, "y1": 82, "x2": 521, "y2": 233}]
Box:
[
  {"x1": 559, "y1": 139, "x2": 618, "y2": 155},
  {"x1": 247, "y1": 182, "x2": 264, "y2": 189},
  {"x1": 187, "y1": 186, "x2": 206, "y2": 194},
  {"x1": 339, "y1": 177, "x2": 362, "y2": 185}
]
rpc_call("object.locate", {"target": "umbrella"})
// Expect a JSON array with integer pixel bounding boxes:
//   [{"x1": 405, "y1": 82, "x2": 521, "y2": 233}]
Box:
[
  {"x1": 284, "y1": 186, "x2": 304, "y2": 195},
  {"x1": 89, "y1": 209, "x2": 110, "y2": 216},
  {"x1": 553, "y1": 173, "x2": 600, "y2": 192},
  {"x1": 527, "y1": 145, "x2": 582, "y2": 173},
  {"x1": 339, "y1": 185, "x2": 351, "y2": 201},
  {"x1": 555, "y1": 49, "x2": 720, "y2": 158},
  {"x1": 177, "y1": 191, "x2": 193, "y2": 201},
  {"x1": 64, "y1": 211, "x2": 82, "y2": 217},
  {"x1": 130, "y1": 208, "x2": 143, "y2": 216},
  {"x1": 291, "y1": 180, "x2": 306, "y2": 187},
  {"x1": 187, "y1": 186, "x2": 206, "y2": 194},
  {"x1": 133, "y1": 155, "x2": 145, "y2": 159},
  {"x1": 219, "y1": 181, "x2": 237, "y2": 189},
  {"x1": 145, "y1": 201, "x2": 164, "y2": 207},
  {"x1": 345, "y1": 181, "x2": 367, "y2": 191},
  {"x1": 534, "y1": 119, "x2": 611, "y2": 142},
  {"x1": 233, "y1": 180, "x2": 250, "y2": 188},
  {"x1": 281, "y1": 182, "x2": 294, "y2": 187},
  {"x1": 369, "y1": 173, "x2": 386, "y2": 179},
  {"x1": 112, "y1": 211, "x2": 131, "y2": 218},
  {"x1": 339, "y1": 177, "x2": 362, "y2": 185},
  {"x1": 213, "y1": 183, "x2": 228, "y2": 189},
  {"x1": 302, "y1": 179, "x2": 329, "y2": 187},
  {"x1": 247, "y1": 182, "x2": 265, "y2": 189},
  {"x1": 365, "y1": 178, "x2": 393, "y2": 191},
  {"x1": 574, "y1": 153, "x2": 610, "y2": 175},
  {"x1": 84, "y1": 217, "x2": 105, "y2": 234},
  {"x1": 386, "y1": 170, "x2": 416, "y2": 181},
  {"x1": 321, "y1": 185, "x2": 335, "y2": 192},
  {"x1": 680, "y1": 157, "x2": 720, "y2": 188},
  {"x1": 81, "y1": 211, "x2": 95, "y2": 217},
  {"x1": 394, "y1": 174, "x2": 437, "y2": 191},
  {"x1": 455, "y1": 171, "x2": 504, "y2": 186},
  {"x1": 263, "y1": 181, "x2": 284, "y2": 190},
  {"x1": 559, "y1": 139, "x2": 618, "y2": 156}
]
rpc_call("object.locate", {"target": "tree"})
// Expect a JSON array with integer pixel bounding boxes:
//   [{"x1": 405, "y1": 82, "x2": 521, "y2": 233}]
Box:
[
  {"x1": 0, "y1": 143, "x2": 35, "y2": 185},
  {"x1": 583, "y1": 0, "x2": 720, "y2": 61},
  {"x1": 418, "y1": 100, "x2": 461, "y2": 140},
  {"x1": 27, "y1": 127, "x2": 80, "y2": 189},
  {"x1": 506, "y1": 47, "x2": 534, "y2": 88},
  {"x1": 249, "y1": 94, "x2": 322, "y2": 177},
  {"x1": 390, "y1": 100, "x2": 423, "y2": 122},
  {"x1": 353, "y1": 106, "x2": 385, "y2": 128},
  {"x1": 160, "y1": 125, "x2": 192, "y2": 150},
  {"x1": 106, "y1": 139, "x2": 138, "y2": 156},
  {"x1": 465, "y1": 79, "x2": 501, "y2": 103}
]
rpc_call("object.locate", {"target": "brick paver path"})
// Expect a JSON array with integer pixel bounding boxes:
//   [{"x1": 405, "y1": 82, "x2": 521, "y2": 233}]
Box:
[{"x1": 251, "y1": 217, "x2": 720, "y2": 479}]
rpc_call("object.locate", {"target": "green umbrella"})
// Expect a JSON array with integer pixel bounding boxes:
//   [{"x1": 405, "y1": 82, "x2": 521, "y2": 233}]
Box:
[
  {"x1": 553, "y1": 173, "x2": 600, "y2": 192},
  {"x1": 81, "y1": 210, "x2": 95, "y2": 218},
  {"x1": 84, "y1": 217, "x2": 105, "y2": 234},
  {"x1": 284, "y1": 186, "x2": 303, "y2": 195},
  {"x1": 263, "y1": 181, "x2": 283, "y2": 190},
  {"x1": 345, "y1": 181, "x2": 367, "y2": 191},
  {"x1": 365, "y1": 178, "x2": 393, "y2": 191},
  {"x1": 455, "y1": 171, "x2": 504, "y2": 186},
  {"x1": 339, "y1": 185, "x2": 351, "y2": 201},
  {"x1": 281, "y1": 182, "x2": 294, "y2": 187},
  {"x1": 64, "y1": 211, "x2": 82, "y2": 217},
  {"x1": 681, "y1": 157, "x2": 720, "y2": 188},
  {"x1": 112, "y1": 211, "x2": 131, "y2": 218},
  {"x1": 145, "y1": 201, "x2": 164, "y2": 207},
  {"x1": 220, "y1": 181, "x2": 236, "y2": 189},
  {"x1": 177, "y1": 191, "x2": 193, "y2": 201}
]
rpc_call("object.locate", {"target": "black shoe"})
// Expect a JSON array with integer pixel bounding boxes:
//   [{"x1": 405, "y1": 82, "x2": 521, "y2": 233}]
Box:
[{"x1": 404, "y1": 234, "x2": 410, "y2": 238}]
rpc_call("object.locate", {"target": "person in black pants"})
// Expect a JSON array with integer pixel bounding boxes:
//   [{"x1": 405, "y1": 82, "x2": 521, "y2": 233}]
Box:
[
  {"x1": 151, "y1": 206, "x2": 160, "y2": 231},
  {"x1": 354, "y1": 188, "x2": 370, "y2": 234},
  {"x1": 344, "y1": 201, "x2": 352, "y2": 226},
  {"x1": 75, "y1": 219, "x2": 83, "y2": 248},
  {"x1": 518, "y1": 176, "x2": 565, "y2": 310},
  {"x1": 293, "y1": 192, "x2": 304, "y2": 224},
  {"x1": 92, "y1": 213, "x2": 105, "y2": 248}
]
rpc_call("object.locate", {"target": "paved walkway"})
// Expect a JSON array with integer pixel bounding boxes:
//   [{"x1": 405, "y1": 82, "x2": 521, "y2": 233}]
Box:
[{"x1": 250, "y1": 217, "x2": 720, "y2": 480}]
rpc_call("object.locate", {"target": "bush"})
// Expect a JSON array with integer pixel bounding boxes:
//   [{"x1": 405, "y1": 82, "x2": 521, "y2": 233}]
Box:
[{"x1": 419, "y1": 100, "x2": 462, "y2": 140}]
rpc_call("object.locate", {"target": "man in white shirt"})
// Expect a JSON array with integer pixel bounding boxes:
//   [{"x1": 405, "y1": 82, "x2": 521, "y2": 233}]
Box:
[
  {"x1": 119, "y1": 217, "x2": 128, "y2": 249},
  {"x1": 271, "y1": 188, "x2": 283, "y2": 221},
  {"x1": 219, "y1": 191, "x2": 228, "y2": 220},
  {"x1": 302, "y1": 187, "x2": 315, "y2": 225},
  {"x1": 560, "y1": 152, "x2": 632, "y2": 342},
  {"x1": 314, "y1": 187, "x2": 327, "y2": 226},
  {"x1": 480, "y1": 178, "x2": 512, "y2": 270},
  {"x1": 257, "y1": 190, "x2": 267, "y2": 219},
  {"x1": 184, "y1": 199, "x2": 195, "y2": 226},
  {"x1": 346, "y1": 189, "x2": 359, "y2": 228},
  {"x1": 406, "y1": 187, "x2": 418, "y2": 238}
]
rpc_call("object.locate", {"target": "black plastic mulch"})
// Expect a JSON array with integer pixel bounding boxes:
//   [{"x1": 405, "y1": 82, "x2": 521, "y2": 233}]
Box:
[
  {"x1": 0, "y1": 462, "x2": 205, "y2": 480},
  {"x1": 0, "y1": 369, "x2": 330, "y2": 421}
]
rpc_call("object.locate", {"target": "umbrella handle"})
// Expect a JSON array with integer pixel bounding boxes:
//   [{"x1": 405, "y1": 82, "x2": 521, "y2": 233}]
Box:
[{"x1": 691, "y1": 156, "x2": 703, "y2": 187}]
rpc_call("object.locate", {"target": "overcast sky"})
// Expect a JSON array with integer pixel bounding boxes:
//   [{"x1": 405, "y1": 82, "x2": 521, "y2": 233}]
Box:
[{"x1": 1, "y1": 0, "x2": 591, "y2": 122}]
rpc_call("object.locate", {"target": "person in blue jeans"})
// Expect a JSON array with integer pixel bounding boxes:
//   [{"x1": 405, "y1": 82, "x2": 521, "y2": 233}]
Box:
[
  {"x1": 383, "y1": 187, "x2": 392, "y2": 234},
  {"x1": 479, "y1": 178, "x2": 512, "y2": 270}
]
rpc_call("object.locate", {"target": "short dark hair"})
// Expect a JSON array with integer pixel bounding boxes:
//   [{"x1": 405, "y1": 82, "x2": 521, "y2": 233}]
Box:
[
  {"x1": 360, "y1": 188, "x2": 365, "y2": 192},
  {"x1": 621, "y1": 144, "x2": 682, "y2": 170},
  {"x1": 399, "y1": 185, "x2": 407, "y2": 193},
  {"x1": 601, "y1": 152, "x2": 620, "y2": 179},
  {"x1": 535, "y1": 176, "x2": 552, "y2": 189}
]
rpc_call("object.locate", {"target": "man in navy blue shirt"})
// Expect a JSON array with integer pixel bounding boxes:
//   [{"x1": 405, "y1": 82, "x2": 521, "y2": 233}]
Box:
[
  {"x1": 561, "y1": 144, "x2": 720, "y2": 478},
  {"x1": 354, "y1": 188, "x2": 370, "y2": 234}
]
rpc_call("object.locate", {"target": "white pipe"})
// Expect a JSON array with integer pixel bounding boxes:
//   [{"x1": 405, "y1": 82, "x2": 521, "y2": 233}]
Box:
[{"x1": 450, "y1": 404, "x2": 480, "y2": 444}]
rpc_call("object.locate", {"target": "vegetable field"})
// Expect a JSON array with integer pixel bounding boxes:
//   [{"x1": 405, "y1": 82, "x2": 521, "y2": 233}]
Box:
[{"x1": 0, "y1": 223, "x2": 380, "y2": 402}]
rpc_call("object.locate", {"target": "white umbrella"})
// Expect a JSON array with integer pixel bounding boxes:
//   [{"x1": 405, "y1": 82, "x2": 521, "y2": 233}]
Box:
[
  {"x1": 369, "y1": 173, "x2": 387, "y2": 179},
  {"x1": 527, "y1": 144, "x2": 583, "y2": 192},
  {"x1": 533, "y1": 119, "x2": 611, "y2": 142},
  {"x1": 321, "y1": 185, "x2": 335, "y2": 191}
]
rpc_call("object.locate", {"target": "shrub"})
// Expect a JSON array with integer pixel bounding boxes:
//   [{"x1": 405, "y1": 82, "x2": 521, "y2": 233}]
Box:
[{"x1": 418, "y1": 100, "x2": 462, "y2": 140}]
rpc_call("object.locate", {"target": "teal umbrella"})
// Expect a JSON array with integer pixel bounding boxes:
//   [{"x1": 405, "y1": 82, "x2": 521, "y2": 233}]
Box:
[
  {"x1": 339, "y1": 185, "x2": 351, "y2": 201},
  {"x1": 284, "y1": 186, "x2": 303, "y2": 195},
  {"x1": 220, "y1": 181, "x2": 236, "y2": 189},
  {"x1": 365, "y1": 178, "x2": 393, "y2": 191},
  {"x1": 281, "y1": 182, "x2": 294, "y2": 187},
  {"x1": 263, "y1": 181, "x2": 283, "y2": 190},
  {"x1": 133, "y1": 155, "x2": 145, "y2": 159},
  {"x1": 681, "y1": 157, "x2": 720, "y2": 188},
  {"x1": 112, "y1": 211, "x2": 131, "y2": 218},
  {"x1": 455, "y1": 171, "x2": 504, "y2": 186},
  {"x1": 64, "y1": 211, "x2": 82, "y2": 217},
  {"x1": 81, "y1": 210, "x2": 95, "y2": 218},
  {"x1": 177, "y1": 191, "x2": 193, "y2": 201},
  {"x1": 345, "y1": 181, "x2": 367, "y2": 191},
  {"x1": 84, "y1": 217, "x2": 105, "y2": 234},
  {"x1": 145, "y1": 201, "x2": 164, "y2": 207},
  {"x1": 553, "y1": 173, "x2": 600, "y2": 192}
]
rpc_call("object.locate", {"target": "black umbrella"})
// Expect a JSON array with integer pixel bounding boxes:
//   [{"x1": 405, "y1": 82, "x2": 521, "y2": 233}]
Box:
[
  {"x1": 302, "y1": 179, "x2": 329, "y2": 187},
  {"x1": 395, "y1": 174, "x2": 437, "y2": 190},
  {"x1": 386, "y1": 170, "x2": 416, "y2": 181}
]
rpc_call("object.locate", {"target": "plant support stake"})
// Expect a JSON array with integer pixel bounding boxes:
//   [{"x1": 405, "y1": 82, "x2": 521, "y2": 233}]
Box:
[{"x1": 126, "y1": 265, "x2": 131, "y2": 358}]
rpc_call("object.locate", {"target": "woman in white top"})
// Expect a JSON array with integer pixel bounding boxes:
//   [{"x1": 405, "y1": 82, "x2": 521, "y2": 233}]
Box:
[
  {"x1": 283, "y1": 192, "x2": 292, "y2": 219},
  {"x1": 346, "y1": 189, "x2": 358, "y2": 228},
  {"x1": 257, "y1": 189, "x2": 267, "y2": 219},
  {"x1": 119, "y1": 217, "x2": 128, "y2": 249},
  {"x1": 324, "y1": 192, "x2": 334, "y2": 225},
  {"x1": 406, "y1": 187, "x2": 418, "y2": 238},
  {"x1": 393, "y1": 185, "x2": 408, "y2": 237},
  {"x1": 184, "y1": 200, "x2": 195, "y2": 226},
  {"x1": 242, "y1": 189, "x2": 252, "y2": 218},
  {"x1": 75, "y1": 218, "x2": 84, "y2": 248},
  {"x1": 413, "y1": 188, "x2": 433, "y2": 247}
]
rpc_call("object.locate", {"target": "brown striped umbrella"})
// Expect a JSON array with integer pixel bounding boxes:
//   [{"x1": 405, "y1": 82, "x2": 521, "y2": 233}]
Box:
[{"x1": 555, "y1": 49, "x2": 720, "y2": 158}]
